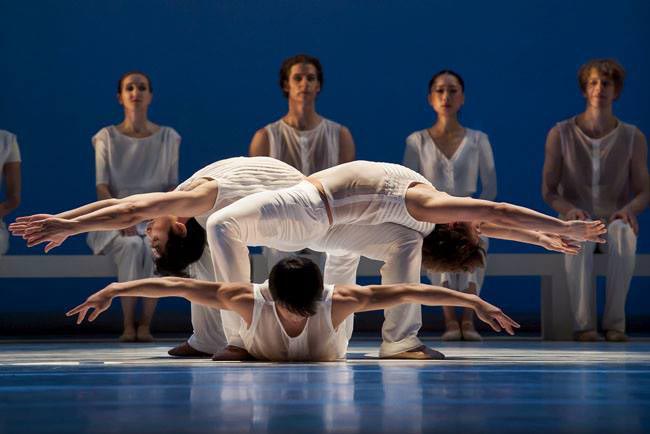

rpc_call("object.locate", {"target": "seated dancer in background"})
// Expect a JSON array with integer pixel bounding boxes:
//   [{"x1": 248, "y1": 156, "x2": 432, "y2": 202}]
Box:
[
  {"x1": 13, "y1": 160, "x2": 596, "y2": 360},
  {"x1": 66, "y1": 257, "x2": 520, "y2": 362}
]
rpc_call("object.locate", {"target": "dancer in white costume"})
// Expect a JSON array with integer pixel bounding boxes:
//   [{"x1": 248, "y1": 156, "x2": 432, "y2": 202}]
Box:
[
  {"x1": 66, "y1": 257, "x2": 520, "y2": 362},
  {"x1": 14, "y1": 161, "x2": 598, "y2": 358},
  {"x1": 12, "y1": 156, "x2": 305, "y2": 357},
  {"x1": 0, "y1": 130, "x2": 21, "y2": 255},
  {"x1": 404, "y1": 69, "x2": 497, "y2": 341},
  {"x1": 249, "y1": 53, "x2": 356, "y2": 273},
  {"x1": 542, "y1": 59, "x2": 649, "y2": 342},
  {"x1": 87, "y1": 71, "x2": 180, "y2": 342}
]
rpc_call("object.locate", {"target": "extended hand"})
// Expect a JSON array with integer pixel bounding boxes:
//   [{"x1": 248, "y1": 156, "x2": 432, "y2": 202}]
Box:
[
  {"x1": 15, "y1": 217, "x2": 76, "y2": 252},
  {"x1": 565, "y1": 220, "x2": 606, "y2": 243},
  {"x1": 9, "y1": 214, "x2": 54, "y2": 236},
  {"x1": 537, "y1": 232, "x2": 581, "y2": 255},
  {"x1": 66, "y1": 287, "x2": 114, "y2": 324},
  {"x1": 611, "y1": 208, "x2": 638, "y2": 235},
  {"x1": 474, "y1": 301, "x2": 520, "y2": 335}
]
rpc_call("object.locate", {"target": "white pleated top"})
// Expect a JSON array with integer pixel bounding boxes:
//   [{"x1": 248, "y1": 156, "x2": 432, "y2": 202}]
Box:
[
  {"x1": 310, "y1": 161, "x2": 435, "y2": 236},
  {"x1": 93, "y1": 125, "x2": 180, "y2": 198},
  {"x1": 240, "y1": 281, "x2": 353, "y2": 361},
  {"x1": 176, "y1": 156, "x2": 306, "y2": 229},
  {"x1": 265, "y1": 118, "x2": 341, "y2": 175},
  {"x1": 555, "y1": 117, "x2": 639, "y2": 219},
  {"x1": 0, "y1": 130, "x2": 21, "y2": 190},
  {"x1": 403, "y1": 128, "x2": 497, "y2": 200}
]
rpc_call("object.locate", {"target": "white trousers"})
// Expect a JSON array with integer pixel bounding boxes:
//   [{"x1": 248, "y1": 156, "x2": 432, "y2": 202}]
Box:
[
  {"x1": 186, "y1": 246, "x2": 227, "y2": 354},
  {"x1": 92, "y1": 233, "x2": 154, "y2": 282},
  {"x1": 564, "y1": 220, "x2": 637, "y2": 333},
  {"x1": 0, "y1": 222, "x2": 8, "y2": 255},
  {"x1": 207, "y1": 181, "x2": 331, "y2": 349},
  {"x1": 426, "y1": 237, "x2": 489, "y2": 295}
]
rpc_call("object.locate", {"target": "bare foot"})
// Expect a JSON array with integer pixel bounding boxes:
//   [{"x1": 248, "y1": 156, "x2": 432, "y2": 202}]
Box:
[
  {"x1": 119, "y1": 327, "x2": 137, "y2": 342},
  {"x1": 574, "y1": 330, "x2": 604, "y2": 342},
  {"x1": 168, "y1": 342, "x2": 211, "y2": 358},
  {"x1": 383, "y1": 345, "x2": 445, "y2": 360},
  {"x1": 605, "y1": 330, "x2": 628, "y2": 342},
  {"x1": 441, "y1": 322, "x2": 462, "y2": 341},
  {"x1": 136, "y1": 325, "x2": 154, "y2": 342},
  {"x1": 461, "y1": 321, "x2": 482, "y2": 342},
  {"x1": 212, "y1": 346, "x2": 255, "y2": 361}
]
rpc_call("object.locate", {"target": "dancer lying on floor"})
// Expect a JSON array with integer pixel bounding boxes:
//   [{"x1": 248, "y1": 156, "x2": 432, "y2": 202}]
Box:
[
  {"x1": 14, "y1": 160, "x2": 601, "y2": 360},
  {"x1": 67, "y1": 257, "x2": 520, "y2": 362}
]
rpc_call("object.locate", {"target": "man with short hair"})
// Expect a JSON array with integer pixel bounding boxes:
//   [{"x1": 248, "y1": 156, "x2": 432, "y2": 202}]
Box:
[
  {"x1": 67, "y1": 257, "x2": 520, "y2": 362},
  {"x1": 542, "y1": 59, "x2": 649, "y2": 342}
]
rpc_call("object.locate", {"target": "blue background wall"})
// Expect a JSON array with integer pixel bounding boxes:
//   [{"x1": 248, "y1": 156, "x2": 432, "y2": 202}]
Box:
[{"x1": 1, "y1": 0, "x2": 648, "y2": 333}]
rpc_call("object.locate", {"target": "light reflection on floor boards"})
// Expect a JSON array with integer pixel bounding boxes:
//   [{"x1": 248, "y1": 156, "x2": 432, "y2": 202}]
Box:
[{"x1": 1, "y1": 338, "x2": 649, "y2": 433}]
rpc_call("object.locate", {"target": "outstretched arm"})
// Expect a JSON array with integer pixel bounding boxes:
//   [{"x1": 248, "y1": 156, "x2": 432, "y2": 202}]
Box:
[
  {"x1": 478, "y1": 222, "x2": 581, "y2": 254},
  {"x1": 332, "y1": 283, "x2": 520, "y2": 334},
  {"x1": 11, "y1": 182, "x2": 218, "y2": 251},
  {"x1": 405, "y1": 184, "x2": 605, "y2": 242},
  {"x1": 66, "y1": 277, "x2": 253, "y2": 325}
]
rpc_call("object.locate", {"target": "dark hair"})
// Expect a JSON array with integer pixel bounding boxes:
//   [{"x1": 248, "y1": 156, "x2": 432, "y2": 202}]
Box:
[
  {"x1": 421, "y1": 224, "x2": 485, "y2": 273},
  {"x1": 279, "y1": 54, "x2": 324, "y2": 98},
  {"x1": 154, "y1": 218, "x2": 206, "y2": 277},
  {"x1": 269, "y1": 256, "x2": 323, "y2": 317},
  {"x1": 117, "y1": 71, "x2": 153, "y2": 94},
  {"x1": 428, "y1": 69, "x2": 465, "y2": 94},
  {"x1": 577, "y1": 58, "x2": 625, "y2": 99}
]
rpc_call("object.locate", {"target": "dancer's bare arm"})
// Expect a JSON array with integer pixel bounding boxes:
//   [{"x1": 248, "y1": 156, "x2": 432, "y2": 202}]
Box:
[
  {"x1": 478, "y1": 223, "x2": 581, "y2": 254},
  {"x1": 66, "y1": 277, "x2": 253, "y2": 325},
  {"x1": 10, "y1": 181, "x2": 217, "y2": 249},
  {"x1": 405, "y1": 184, "x2": 605, "y2": 242},
  {"x1": 331, "y1": 283, "x2": 520, "y2": 334}
]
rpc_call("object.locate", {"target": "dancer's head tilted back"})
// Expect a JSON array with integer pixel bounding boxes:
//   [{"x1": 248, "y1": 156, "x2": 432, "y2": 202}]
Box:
[
  {"x1": 147, "y1": 217, "x2": 206, "y2": 277},
  {"x1": 269, "y1": 256, "x2": 324, "y2": 317},
  {"x1": 421, "y1": 222, "x2": 486, "y2": 273}
]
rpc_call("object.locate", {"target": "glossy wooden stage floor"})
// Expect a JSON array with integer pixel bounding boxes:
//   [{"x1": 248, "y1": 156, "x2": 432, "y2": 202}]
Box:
[{"x1": 1, "y1": 338, "x2": 649, "y2": 433}]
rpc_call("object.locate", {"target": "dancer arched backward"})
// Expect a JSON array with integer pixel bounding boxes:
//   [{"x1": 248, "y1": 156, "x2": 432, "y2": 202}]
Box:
[
  {"x1": 12, "y1": 157, "x2": 305, "y2": 357},
  {"x1": 14, "y1": 160, "x2": 601, "y2": 359},
  {"x1": 66, "y1": 257, "x2": 520, "y2": 362}
]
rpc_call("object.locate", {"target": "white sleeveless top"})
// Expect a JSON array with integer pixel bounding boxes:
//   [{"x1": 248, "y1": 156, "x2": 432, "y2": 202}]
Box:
[
  {"x1": 265, "y1": 118, "x2": 341, "y2": 175},
  {"x1": 93, "y1": 125, "x2": 180, "y2": 198},
  {"x1": 403, "y1": 128, "x2": 497, "y2": 200},
  {"x1": 310, "y1": 161, "x2": 435, "y2": 236},
  {"x1": 240, "y1": 281, "x2": 353, "y2": 361},
  {"x1": 176, "y1": 156, "x2": 306, "y2": 229},
  {"x1": 0, "y1": 130, "x2": 21, "y2": 191},
  {"x1": 556, "y1": 117, "x2": 638, "y2": 219}
]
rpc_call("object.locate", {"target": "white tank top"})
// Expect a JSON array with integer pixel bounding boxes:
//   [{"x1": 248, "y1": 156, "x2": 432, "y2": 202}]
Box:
[
  {"x1": 556, "y1": 117, "x2": 638, "y2": 219},
  {"x1": 176, "y1": 156, "x2": 306, "y2": 228},
  {"x1": 310, "y1": 161, "x2": 435, "y2": 236},
  {"x1": 240, "y1": 281, "x2": 353, "y2": 361},
  {"x1": 265, "y1": 118, "x2": 341, "y2": 175}
]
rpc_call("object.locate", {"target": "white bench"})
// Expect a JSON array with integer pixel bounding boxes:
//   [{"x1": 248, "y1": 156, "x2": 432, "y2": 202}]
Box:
[{"x1": 2, "y1": 254, "x2": 648, "y2": 340}]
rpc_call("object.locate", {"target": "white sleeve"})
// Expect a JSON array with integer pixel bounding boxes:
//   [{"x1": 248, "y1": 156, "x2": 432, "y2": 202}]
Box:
[
  {"x1": 5, "y1": 134, "x2": 21, "y2": 163},
  {"x1": 477, "y1": 133, "x2": 497, "y2": 201},
  {"x1": 167, "y1": 128, "x2": 181, "y2": 188},
  {"x1": 402, "y1": 134, "x2": 421, "y2": 172},
  {"x1": 92, "y1": 129, "x2": 110, "y2": 186}
]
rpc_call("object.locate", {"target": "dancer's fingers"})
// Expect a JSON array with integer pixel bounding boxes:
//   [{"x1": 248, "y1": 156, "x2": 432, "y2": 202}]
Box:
[
  {"x1": 44, "y1": 241, "x2": 61, "y2": 253},
  {"x1": 66, "y1": 302, "x2": 87, "y2": 317}
]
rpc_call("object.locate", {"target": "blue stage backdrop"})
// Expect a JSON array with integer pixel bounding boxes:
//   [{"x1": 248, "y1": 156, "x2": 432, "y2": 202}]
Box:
[{"x1": 1, "y1": 1, "x2": 648, "y2": 333}]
